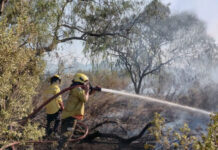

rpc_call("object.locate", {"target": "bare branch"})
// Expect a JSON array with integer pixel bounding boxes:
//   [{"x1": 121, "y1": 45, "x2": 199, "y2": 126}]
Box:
[
  {"x1": 61, "y1": 23, "x2": 130, "y2": 42},
  {"x1": 84, "y1": 122, "x2": 153, "y2": 144},
  {"x1": 90, "y1": 120, "x2": 127, "y2": 134},
  {"x1": 0, "y1": 0, "x2": 8, "y2": 15},
  {"x1": 18, "y1": 41, "x2": 28, "y2": 48},
  {"x1": 90, "y1": 120, "x2": 118, "y2": 131},
  {"x1": 142, "y1": 57, "x2": 174, "y2": 77},
  {"x1": 59, "y1": 36, "x2": 86, "y2": 42},
  {"x1": 61, "y1": 24, "x2": 85, "y2": 33}
]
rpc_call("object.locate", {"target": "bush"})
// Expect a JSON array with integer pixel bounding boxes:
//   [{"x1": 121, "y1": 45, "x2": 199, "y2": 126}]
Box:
[
  {"x1": 0, "y1": 7, "x2": 45, "y2": 147},
  {"x1": 144, "y1": 113, "x2": 218, "y2": 150}
]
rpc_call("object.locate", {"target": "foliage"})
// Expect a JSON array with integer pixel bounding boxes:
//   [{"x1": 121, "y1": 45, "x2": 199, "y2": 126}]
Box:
[
  {"x1": 194, "y1": 113, "x2": 218, "y2": 150},
  {"x1": 0, "y1": 3, "x2": 45, "y2": 147},
  {"x1": 1, "y1": 0, "x2": 60, "y2": 54},
  {"x1": 1, "y1": 0, "x2": 137, "y2": 55},
  {"x1": 144, "y1": 113, "x2": 218, "y2": 150}
]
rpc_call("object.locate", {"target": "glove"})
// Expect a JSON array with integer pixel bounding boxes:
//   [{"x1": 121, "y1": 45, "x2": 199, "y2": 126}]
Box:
[
  {"x1": 89, "y1": 85, "x2": 101, "y2": 94},
  {"x1": 81, "y1": 84, "x2": 90, "y2": 94}
]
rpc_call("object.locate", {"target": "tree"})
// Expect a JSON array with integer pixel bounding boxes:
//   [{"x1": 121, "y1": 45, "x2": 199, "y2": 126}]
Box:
[
  {"x1": 108, "y1": 0, "x2": 171, "y2": 94},
  {"x1": 149, "y1": 12, "x2": 218, "y2": 100},
  {"x1": 0, "y1": 3, "x2": 45, "y2": 146},
  {"x1": 109, "y1": 0, "x2": 217, "y2": 94},
  {"x1": 1, "y1": 0, "x2": 138, "y2": 56}
]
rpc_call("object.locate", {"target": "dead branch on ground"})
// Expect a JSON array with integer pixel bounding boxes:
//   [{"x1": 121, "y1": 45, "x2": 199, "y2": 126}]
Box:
[{"x1": 84, "y1": 122, "x2": 153, "y2": 144}]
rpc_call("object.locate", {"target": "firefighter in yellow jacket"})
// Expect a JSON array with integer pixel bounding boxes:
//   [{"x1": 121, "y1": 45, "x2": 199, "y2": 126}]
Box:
[
  {"x1": 44, "y1": 75, "x2": 64, "y2": 136},
  {"x1": 57, "y1": 73, "x2": 92, "y2": 150}
]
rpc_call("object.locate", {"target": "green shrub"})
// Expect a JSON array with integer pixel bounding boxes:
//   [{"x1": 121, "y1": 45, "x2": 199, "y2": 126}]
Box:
[
  {"x1": 0, "y1": 6, "x2": 45, "y2": 147},
  {"x1": 144, "y1": 113, "x2": 218, "y2": 150}
]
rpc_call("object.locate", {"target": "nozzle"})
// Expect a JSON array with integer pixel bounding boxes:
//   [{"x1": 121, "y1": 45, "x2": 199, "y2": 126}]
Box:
[
  {"x1": 93, "y1": 86, "x2": 101, "y2": 92},
  {"x1": 89, "y1": 84, "x2": 101, "y2": 94}
]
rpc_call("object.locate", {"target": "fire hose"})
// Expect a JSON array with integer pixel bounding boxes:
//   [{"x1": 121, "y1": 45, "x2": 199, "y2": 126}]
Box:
[
  {"x1": 0, "y1": 84, "x2": 101, "y2": 150},
  {"x1": 0, "y1": 122, "x2": 88, "y2": 150}
]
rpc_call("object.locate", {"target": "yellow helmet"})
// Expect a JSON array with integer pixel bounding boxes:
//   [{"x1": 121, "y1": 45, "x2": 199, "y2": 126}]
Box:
[
  {"x1": 53, "y1": 74, "x2": 61, "y2": 79},
  {"x1": 50, "y1": 74, "x2": 61, "y2": 83},
  {"x1": 73, "y1": 73, "x2": 89, "y2": 84}
]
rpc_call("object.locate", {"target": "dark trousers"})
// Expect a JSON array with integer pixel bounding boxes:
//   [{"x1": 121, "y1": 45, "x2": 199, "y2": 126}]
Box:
[
  {"x1": 57, "y1": 117, "x2": 77, "y2": 150},
  {"x1": 46, "y1": 110, "x2": 61, "y2": 136}
]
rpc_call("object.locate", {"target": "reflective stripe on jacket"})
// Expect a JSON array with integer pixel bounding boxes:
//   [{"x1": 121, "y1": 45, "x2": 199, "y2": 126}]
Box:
[
  {"x1": 43, "y1": 83, "x2": 62, "y2": 114},
  {"x1": 61, "y1": 87, "x2": 87, "y2": 119}
]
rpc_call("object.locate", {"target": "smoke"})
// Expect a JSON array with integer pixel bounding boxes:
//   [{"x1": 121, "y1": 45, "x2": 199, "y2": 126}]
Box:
[
  {"x1": 120, "y1": 10, "x2": 218, "y2": 132},
  {"x1": 164, "y1": 110, "x2": 210, "y2": 132},
  {"x1": 209, "y1": 66, "x2": 218, "y2": 83},
  {"x1": 135, "y1": 12, "x2": 218, "y2": 111}
]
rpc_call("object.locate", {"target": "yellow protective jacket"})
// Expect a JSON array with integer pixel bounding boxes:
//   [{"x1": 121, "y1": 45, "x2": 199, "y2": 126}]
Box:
[
  {"x1": 61, "y1": 87, "x2": 87, "y2": 120},
  {"x1": 43, "y1": 83, "x2": 62, "y2": 114}
]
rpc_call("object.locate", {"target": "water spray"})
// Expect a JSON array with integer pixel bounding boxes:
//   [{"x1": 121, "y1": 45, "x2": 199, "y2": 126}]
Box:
[{"x1": 101, "y1": 88, "x2": 214, "y2": 116}]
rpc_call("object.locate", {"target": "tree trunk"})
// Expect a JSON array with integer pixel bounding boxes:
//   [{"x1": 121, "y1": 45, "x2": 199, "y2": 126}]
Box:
[
  {"x1": 135, "y1": 88, "x2": 140, "y2": 94},
  {"x1": 135, "y1": 77, "x2": 143, "y2": 94}
]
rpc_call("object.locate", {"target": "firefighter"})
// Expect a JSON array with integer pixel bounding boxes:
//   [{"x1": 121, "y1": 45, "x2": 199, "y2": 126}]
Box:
[
  {"x1": 43, "y1": 74, "x2": 64, "y2": 137},
  {"x1": 57, "y1": 73, "x2": 100, "y2": 150}
]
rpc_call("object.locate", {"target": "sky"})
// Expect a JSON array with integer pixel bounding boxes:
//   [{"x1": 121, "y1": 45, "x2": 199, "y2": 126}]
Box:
[{"x1": 161, "y1": 0, "x2": 218, "y2": 43}]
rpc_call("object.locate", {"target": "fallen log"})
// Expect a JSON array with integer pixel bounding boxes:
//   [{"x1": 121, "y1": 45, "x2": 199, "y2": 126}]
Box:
[
  {"x1": 90, "y1": 120, "x2": 127, "y2": 134},
  {"x1": 84, "y1": 122, "x2": 153, "y2": 144}
]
